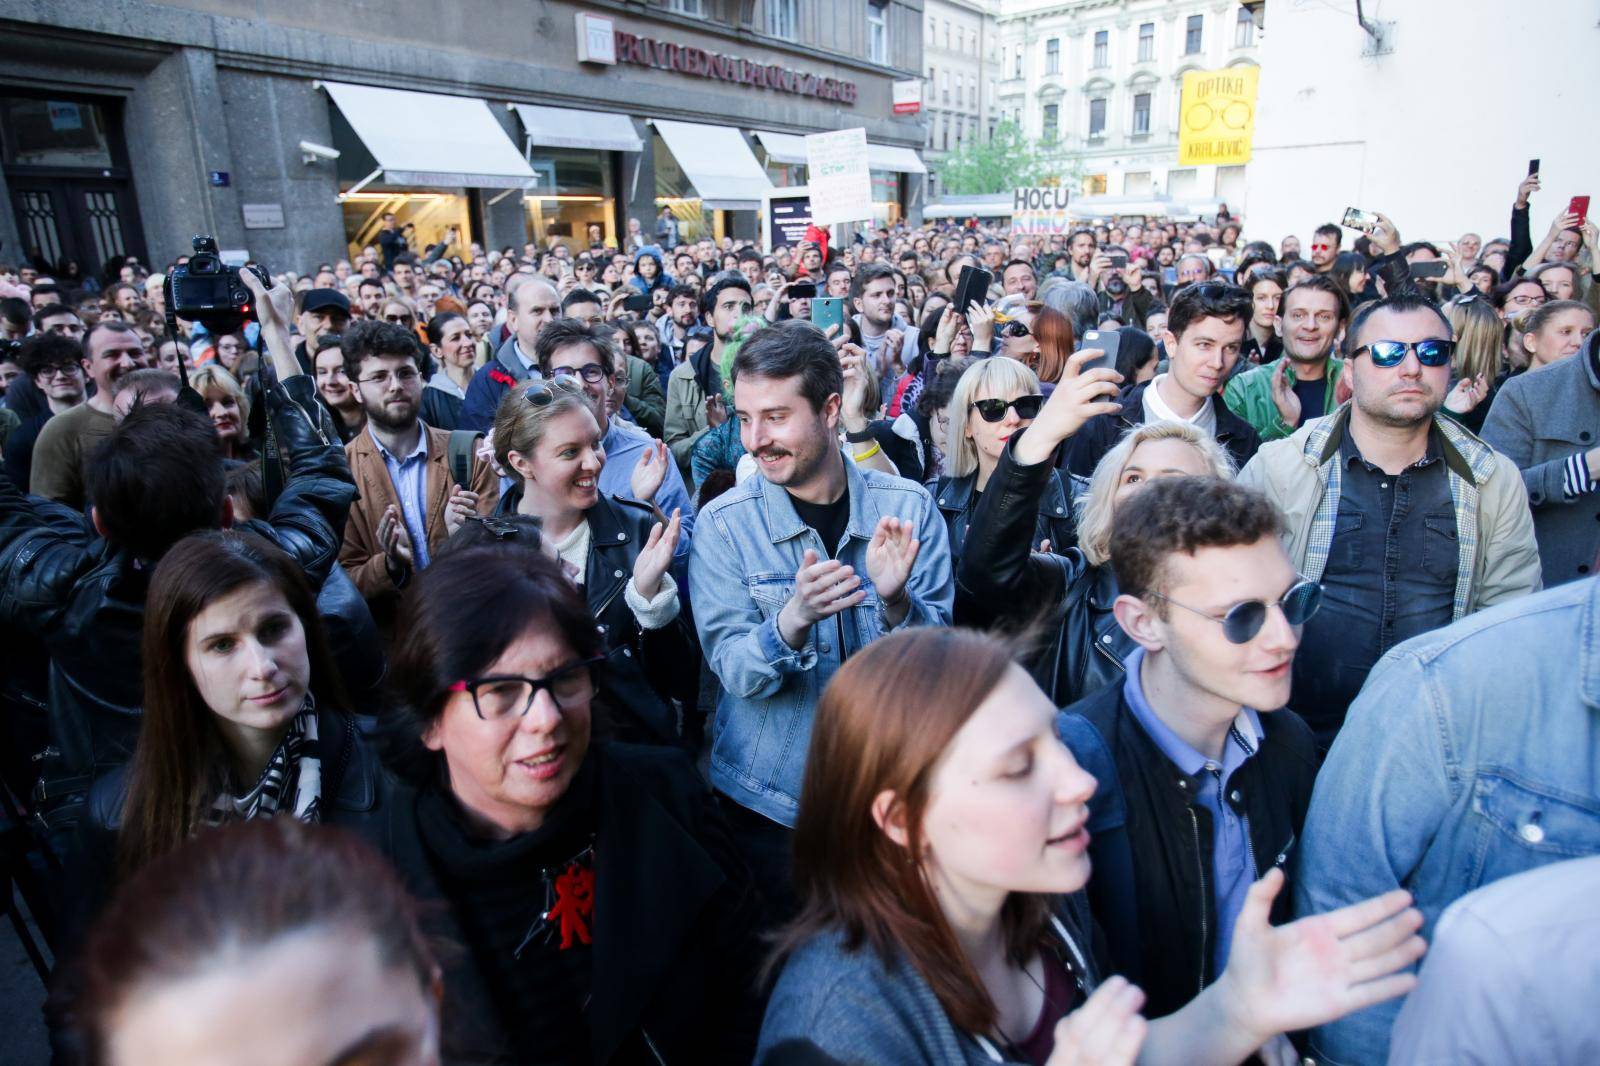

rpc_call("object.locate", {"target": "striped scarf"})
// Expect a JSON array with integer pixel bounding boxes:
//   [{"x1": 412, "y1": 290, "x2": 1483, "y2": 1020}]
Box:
[{"x1": 207, "y1": 698, "x2": 324, "y2": 826}]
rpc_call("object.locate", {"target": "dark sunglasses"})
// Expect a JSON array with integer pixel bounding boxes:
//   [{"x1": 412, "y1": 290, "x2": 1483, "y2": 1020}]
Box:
[
  {"x1": 1354, "y1": 339, "x2": 1455, "y2": 368},
  {"x1": 997, "y1": 320, "x2": 1032, "y2": 339},
  {"x1": 384, "y1": 313, "x2": 414, "y2": 324},
  {"x1": 1153, "y1": 578, "x2": 1323, "y2": 644},
  {"x1": 971, "y1": 394, "x2": 1044, "y2": 422}
]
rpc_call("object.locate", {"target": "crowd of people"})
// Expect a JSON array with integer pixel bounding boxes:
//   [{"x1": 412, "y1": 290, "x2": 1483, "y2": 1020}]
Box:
[{"x1": 1, "y1": 165, "x2": 1598, "y2": 1066}]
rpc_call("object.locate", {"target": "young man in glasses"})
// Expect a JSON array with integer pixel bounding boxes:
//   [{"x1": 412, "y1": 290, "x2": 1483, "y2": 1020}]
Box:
[
  {"x1": 1238, "y1": 292, "x2": 1540, "y2": 752},
  {"x1": 1062, "y1": 280, "x2": 1262, "y2": 477},
  {"x1": 1055, "y1": 475, "x2": 1322, "y2": 1035},
  {"x1": 339, "y1": 319, "x2": 499, "y2": 629}
]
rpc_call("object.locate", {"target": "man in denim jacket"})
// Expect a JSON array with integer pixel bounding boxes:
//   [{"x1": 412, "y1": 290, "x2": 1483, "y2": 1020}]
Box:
[
  {"x1": 1295, "y1": 575, "x2": 1600, "y2": 1064},
  {"x1": 689, "y1": 320, "x2": 952, "y2": 908}
]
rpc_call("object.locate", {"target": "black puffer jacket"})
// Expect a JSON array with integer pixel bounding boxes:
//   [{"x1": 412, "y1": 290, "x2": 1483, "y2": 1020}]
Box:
[
  {"x1": 0, "y1": 374, "x2": 357, "y2": 832},
  {"x1": 495, "y1": 487, "x2": 700, "y2": 746},
  {"x1": 955, "y1": 433, "x2": 1136, "y2": 707}
]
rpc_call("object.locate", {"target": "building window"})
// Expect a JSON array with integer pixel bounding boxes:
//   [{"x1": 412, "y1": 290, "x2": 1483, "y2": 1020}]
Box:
[
  {"x1": 1132, "y1": 92, "x2": 1151, "y2": 134},
  {"x1": 971, "y1": 80, "x2": 978, "y2": 107},
  {"x1": 1046, "y1": 38, "x2": 1061, "y2": 75},
  {"x1": 666, "y1": 0, "x2": 703, "y2": 16},
  {"x1": 1042, "y1": 103, "x2": 1059, "y2": 143},
  {"x1": 1235, "y1": 6, "x2": 1255, "y2": 47},
  {"x1": 927, "y1": 15, "x2": 935, "y2": 41},
  {"x1": 943, "y1": 19, "x2": 950, "y2": 49},
  {"x1": 1185, "y1": 14, "x2": 1203, "y2": 54},
  {"x1": 766, "y1": 0, "x2": 797, "y2": 40},
  {"x1": 1088, "y1": 96, "x2": 1106, "y2": 136},
  {"x1": 868, "y1": 2, "x2": 888, "y2": 63},
  {"x1": 1085, "y1": 173, "x2": 1107, "y2": 195},
  {"x1": 955, "y1": 74, "x2": 963, "y2": 104},
  {"x1": 941, "y1": 70, "x2": 950, "y2": 102},
  {"x1": 942, "y1": 117, "x2": 950, "y2": 152},
  {"x1": 1138, "y1": 21, "x2": 1155, "y2": 61},
  {"x1": 1124, "y1": 170, "x2": 1153, "y2": 196},
  {"x1": 1014, "y1": 45, "x2": 1023, "y2": 78},
  {"x1": 1093, "y1": 30, "x2": 1108, "y2": 67}
]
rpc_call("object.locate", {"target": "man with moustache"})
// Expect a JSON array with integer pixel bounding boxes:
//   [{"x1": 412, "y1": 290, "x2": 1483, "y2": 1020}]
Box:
[
  {"x1": 1239, "y1": 293, "x2": 1541, "y2": 752},
  {"x1": 689, "y1": 320, "x2": 952, "y2": 913},
  {"x1": 338, "y1": 319, "x2": 498, "y2": 626},
  {"x1": 31, "y1": 320, "x2": 142, "y2": 509},
  {"x1": 1224, "y1": 275, "x2": 1349, "y2": 440}
]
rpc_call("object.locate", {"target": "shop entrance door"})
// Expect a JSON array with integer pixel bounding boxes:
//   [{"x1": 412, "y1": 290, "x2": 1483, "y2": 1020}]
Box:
[{"x1": 7, "y1": 178, "x2": 147, "y2": 275}]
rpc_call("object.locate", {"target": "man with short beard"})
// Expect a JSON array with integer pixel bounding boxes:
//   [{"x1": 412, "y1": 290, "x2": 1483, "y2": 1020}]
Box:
[
  {"x1": 850, "y1": 262, "x2": 909, "y2": 402},
  {"x1": 1225, "y1": 275, "x2": 1349, "y2": 439},
  {"x1": 656, "y1": 283, "x2": 701, "y2": 367},
  {"x1": 1239, "y1": 293, "x2": 1540, "y2": 752},
  {"x1": 665, "y1": 275, "x2": 751, "y2": 478},
  {"x1": 339, "y1": 319, "x2": 497, "y2": 624},
  {"x1": 32, "y1": 320, "x2": 142, "y2": 508},
  {"x1": 1309, "y1": 223, "x2": 1341, "y2": 275},
  {"x1": 688, "y1": 319, "x2": 952, "y2": 911}
]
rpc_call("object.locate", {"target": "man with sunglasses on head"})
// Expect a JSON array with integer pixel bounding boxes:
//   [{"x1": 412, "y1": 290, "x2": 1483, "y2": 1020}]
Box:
[
  {"x1": 1239, "y1": 291, "x2": 1540, "y2": 753},
  {"x1": 1055, "y1": 476, "x2": 1322, "y2": 1038},
  {"x1": 1061, "y1": 281, "x2": 1262, "y2": 477}
]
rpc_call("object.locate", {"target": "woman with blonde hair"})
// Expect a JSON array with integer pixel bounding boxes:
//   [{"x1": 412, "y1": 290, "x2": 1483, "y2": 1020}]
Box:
[
  {"x1": 957, "y1": 359, "x2": 1234, "y2": 705},
  {"x1": 933, "y1": 357, "x2": 1075, "y2": 565},
  {"x1": 1439, "y1": 294, "x2": 1504, "y2": 434},
  {"x1": 1514, "y1": 299, "x2": 1595, "y2": 372},
  {"x1": 488, "y1": 376, "x2": 696, "y2": 746},
  {"x1": 189, "y1": 363, "x2": 253, "y2": 460}
]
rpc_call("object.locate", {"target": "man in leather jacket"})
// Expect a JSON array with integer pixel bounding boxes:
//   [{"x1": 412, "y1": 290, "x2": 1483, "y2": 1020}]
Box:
[
  {"x1": 0, "y1": 271, "x2": 357, "y2": 856},
  {"x1": 1056, "y1": 477, "x2": 1320, "y2": 1022}
]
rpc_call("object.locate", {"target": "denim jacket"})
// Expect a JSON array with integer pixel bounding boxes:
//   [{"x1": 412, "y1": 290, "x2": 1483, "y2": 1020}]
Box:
[
  {"x1": 1294, "y1": 576, "x2": 1600, "y2": 1064},
  {"x1": 688, "y1": 454, "x2": 953, "y2": 826}
]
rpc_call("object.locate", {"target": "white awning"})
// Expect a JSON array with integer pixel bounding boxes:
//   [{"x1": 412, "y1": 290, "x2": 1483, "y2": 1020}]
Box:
[
  {"x1": 512, "y1": 104, "x2": 643, "y2": 153},
  {"x1": 752, "y1": 130, "x2": 809, "y2": 166},
  {"x1": 867, "y1": 143, "x2": 928, "y2": 175},
  {"x1": 321, "y1": 80, "x2": 536, "y2": 189},
  {"x1": 650, "y1": 119, "x2": 773, "y2": 211},
  {"x1": 923, "y1": 196, "x2": 1013, "y2": 219}
]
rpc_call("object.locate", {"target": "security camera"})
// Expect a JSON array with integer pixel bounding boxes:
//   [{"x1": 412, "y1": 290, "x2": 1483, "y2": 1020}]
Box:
[{"x1": 299, "y1": 141, "x2": 341, "y2": 164}]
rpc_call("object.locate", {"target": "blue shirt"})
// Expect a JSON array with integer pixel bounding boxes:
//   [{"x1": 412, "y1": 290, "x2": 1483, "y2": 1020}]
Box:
[
  {"x1": 370, "y1": 425, "x2": 432, "y2": 569},
  {"x1": 1122, "y1": 646, "x2": 1263, "y2": 972},
  {"x1": 598, "y1": 418, "x2": 695, "y2": 563}
]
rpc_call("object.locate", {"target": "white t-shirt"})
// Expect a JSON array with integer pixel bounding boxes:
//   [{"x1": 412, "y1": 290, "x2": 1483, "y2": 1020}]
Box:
[{"x1": 1142, "y1": 374, "x2": 1218, "y2": 436}]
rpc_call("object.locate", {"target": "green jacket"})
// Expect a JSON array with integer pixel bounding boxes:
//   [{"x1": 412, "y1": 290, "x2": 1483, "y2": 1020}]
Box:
[
  {"x1": 1223, "y1": 356, "x2": 1346, "y2": 441},
  {"x1": 623, "y1": 353, "x2": 666, "y2": 439}
]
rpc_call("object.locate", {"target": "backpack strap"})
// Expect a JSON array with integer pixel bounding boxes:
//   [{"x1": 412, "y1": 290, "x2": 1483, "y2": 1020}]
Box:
[{"x1": 447, "y1": 429, "x2": 483, "y2": 490}]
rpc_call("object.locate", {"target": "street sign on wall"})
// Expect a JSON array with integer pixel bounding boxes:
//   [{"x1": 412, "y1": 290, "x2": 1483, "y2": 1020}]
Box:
[{"x1": 892, "y1": 79, "x2": 922, "y2": 115}]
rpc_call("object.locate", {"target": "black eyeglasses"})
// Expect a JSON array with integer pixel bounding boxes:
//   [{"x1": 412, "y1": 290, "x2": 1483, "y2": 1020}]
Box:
[
  {"x1": 1151, "y1": 578, "x2": 1323, "y2": 644},
  {"x1": 448, "y1": 655, "x2": 605, "y2": 721},
  {"x1": 970, "y1": 394, "x2": 1044, "y2": 422},
  {"x1": 1354, "y1": 339, "x2": 1456, "y2": 368},
  {"x1": 997, "y1": 320, "x2": 1032, "y2": 339},
  {"x1": 552, "y1": 363, "x2": 608, "y2": 384}
]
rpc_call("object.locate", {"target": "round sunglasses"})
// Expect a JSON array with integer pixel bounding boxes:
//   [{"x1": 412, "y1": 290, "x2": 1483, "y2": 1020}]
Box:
[
  {"x1": 1151, "y1": 578, "x2": 1323, "y2": 644},
  {"x1": 1353, "y1": 338, "x2": 1455, "y2": 368},
  {"x1": 970, "y1": 394, "x2": 1044, "y2": 423}
]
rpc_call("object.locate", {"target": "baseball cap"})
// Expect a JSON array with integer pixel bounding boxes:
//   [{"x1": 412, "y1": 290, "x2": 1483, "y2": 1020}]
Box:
[{"x1": 299, "y1": 288, "x2": 351, "y2": 316}]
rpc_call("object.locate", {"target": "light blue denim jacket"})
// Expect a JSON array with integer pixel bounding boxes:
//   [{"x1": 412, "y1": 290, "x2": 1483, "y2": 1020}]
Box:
[
  {"x1": 688, "y1": 454, "x2": 953, "y2": 826},
  {"x1": 1295, "y1": 576, "x2": 1600, "y2": 1064}
]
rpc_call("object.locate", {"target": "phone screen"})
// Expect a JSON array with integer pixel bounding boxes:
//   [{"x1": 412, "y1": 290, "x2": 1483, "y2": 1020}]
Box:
[
  {"x1": 1529, "y1": 158, "x2": 1541, "y2": 176},
  {"x1": 1342, "y1": 207, "x2": 1378, "y2": 233}
]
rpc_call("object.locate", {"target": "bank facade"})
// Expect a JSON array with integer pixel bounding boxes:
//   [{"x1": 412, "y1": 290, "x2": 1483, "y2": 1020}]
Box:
[{"x1": 0, "y1": 0, "x2": 928, "y2": 274}]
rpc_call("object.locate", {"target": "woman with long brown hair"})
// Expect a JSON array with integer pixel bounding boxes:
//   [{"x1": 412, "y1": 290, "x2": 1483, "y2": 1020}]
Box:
[
  {"x1": 760, "y1": 627, "x2": 1425, "y2": 1065},
  {"x1": 65, "y1": 530, "x2": 381, "y2": 936}
]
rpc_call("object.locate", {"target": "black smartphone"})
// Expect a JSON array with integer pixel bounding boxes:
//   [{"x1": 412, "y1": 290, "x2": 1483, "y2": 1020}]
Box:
[
  {"x1": 1409, "y1": 260, "x2": 1449, "y2": 280},
  {"x1": 1108, "y1": 253, "x2": 1128, "y2": 269},
  {"x1": 953, "y1": 265, "x2": 993, "y2": 316},
  {"x1": 1079, "y1": 329, "x2": 1122, "y2": 374},
  {"x1": 811, "y1": 296, "x2": 845, "y2": 335},
  {"x1": 622, "y1": 292, "x2": 652, "y2": 314},
  {"x1": 1529, "y1": 158, "x2": 1541, "y2": 177},
  {"x1": 788, "y1": 280, "x2": 817, "y2": 300}
]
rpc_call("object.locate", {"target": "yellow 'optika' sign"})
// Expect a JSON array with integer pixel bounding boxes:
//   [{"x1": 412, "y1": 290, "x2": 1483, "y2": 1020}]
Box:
[{"x1": 1178, "y1": 66, "x2": 1259, "y2": 167}]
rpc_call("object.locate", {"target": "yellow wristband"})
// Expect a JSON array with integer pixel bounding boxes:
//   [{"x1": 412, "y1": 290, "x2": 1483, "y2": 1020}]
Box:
[{"x1": 851, "y1": 442, "x2": 882, "y2": 463}]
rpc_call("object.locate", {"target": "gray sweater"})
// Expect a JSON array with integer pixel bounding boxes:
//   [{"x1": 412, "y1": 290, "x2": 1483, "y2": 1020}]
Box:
[{"x1": 758, "y1": 900, "x2": 1099, "y2": 1066}]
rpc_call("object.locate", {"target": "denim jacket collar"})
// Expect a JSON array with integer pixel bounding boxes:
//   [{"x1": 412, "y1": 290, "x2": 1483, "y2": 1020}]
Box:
[{"x1": 757, "y1": 447, "x2": 873, "y2": 547}]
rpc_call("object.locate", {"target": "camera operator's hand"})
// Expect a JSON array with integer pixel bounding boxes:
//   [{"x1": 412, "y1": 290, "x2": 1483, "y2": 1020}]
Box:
[
  {"x1": 1515, "y1": 172, "x2": 1540, "y2": 210},
  {"x1": 239, "y1": 268, "x2": 302, "y2": 382},
  {"x1": 1012, "y1": 348, "x2": 1123, "y2": 467},
  {"x1": 1368, "y1": 213, "x2": 1401, "y2": 257}
]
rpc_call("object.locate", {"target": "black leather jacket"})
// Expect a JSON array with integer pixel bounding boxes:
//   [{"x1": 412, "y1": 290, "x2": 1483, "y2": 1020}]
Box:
[
  {"x1": 1059, "y1": 378, "x2": 1261, "y2": 479},
  {"x1": 955, "y1": 432, "x2": 1136, "y2": 706},
  {"x1": 931, "y1": 465, "x2": 1077, "y2": 564},
  {"x1": 1059, "y1": 683, "x2": 1317, "y2": 1020},
  {"x1": 496, "y1": 487, "x2": 700, "y2": 746},
  {"x1": 0, "y1": 374, "x2": 357, "y2": 829}
]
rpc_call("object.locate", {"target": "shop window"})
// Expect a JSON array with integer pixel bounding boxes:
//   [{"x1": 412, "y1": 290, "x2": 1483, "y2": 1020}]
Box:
[
  {"x1": 652, "y1": 131, "x2": 711, "y2": 242},
  {"x1": 1124, "y1": 171, "x2": 1153, "y2": 197},
  {"x1": 1138, "y1": 22, "x2": 1154, "y2": 61},
  {"x1": 1084, "y1": 174, "x2": 1107, "y2": 195},
  {"x1": 767, "y1": 0, "x2": 798, "y2": 40},
  {"x1": 1093, "y1": 30, "x2": 1108, "y2": 68},
  {"x1": 342, "y1": 192, "x2": 470, "y2": 263},
  {"x1": 524, "y1": 148, "x2": 618, "y2": 253}
]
